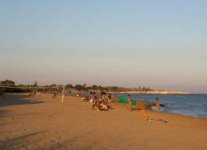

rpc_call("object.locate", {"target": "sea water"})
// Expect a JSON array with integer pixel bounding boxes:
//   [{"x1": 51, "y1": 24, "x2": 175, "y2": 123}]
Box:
[{"x1": 117, "y1": 93, "x2": 207, "y2": 119}]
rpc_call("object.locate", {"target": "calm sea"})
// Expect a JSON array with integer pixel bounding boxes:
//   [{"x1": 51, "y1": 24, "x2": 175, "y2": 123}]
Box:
[{"x1": 117, "y1": 93, "x2": 207, "y2": 119}]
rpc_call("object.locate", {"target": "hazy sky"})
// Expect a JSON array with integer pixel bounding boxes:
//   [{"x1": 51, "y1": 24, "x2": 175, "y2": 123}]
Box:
[{"x1": 1, "y1": 0, "x2": 207, "y2": 93}]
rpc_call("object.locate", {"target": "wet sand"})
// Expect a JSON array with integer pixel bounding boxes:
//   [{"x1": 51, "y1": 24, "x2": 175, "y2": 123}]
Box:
[{"x1": 0, "y1": 93, "x2": 207, "y2": 150}]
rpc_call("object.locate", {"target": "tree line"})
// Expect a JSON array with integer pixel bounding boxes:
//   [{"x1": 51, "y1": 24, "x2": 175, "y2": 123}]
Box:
[{"x1": 0, "y1": 79, "x2": 154, "y2": 92}]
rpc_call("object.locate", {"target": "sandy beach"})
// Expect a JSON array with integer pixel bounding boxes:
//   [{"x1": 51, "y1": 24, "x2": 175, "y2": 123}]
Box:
[{"x1": 0, "y1": 93, "x2": 207, "y2": 150}]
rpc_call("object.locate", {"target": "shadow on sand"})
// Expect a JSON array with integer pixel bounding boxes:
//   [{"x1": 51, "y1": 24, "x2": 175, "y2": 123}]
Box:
[
  {"x1": 0, "y1": 94, "x2": 44, "y2": 107},
  {"x1": 0, "y1": 130, "x2": 47, "y2": 149},
  {"x1": 0, "y1": 110, "x2": 9, "y2": 117}
]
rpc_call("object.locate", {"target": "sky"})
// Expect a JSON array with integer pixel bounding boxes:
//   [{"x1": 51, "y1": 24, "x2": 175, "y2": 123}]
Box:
[{"x1": 0, "y1": 0, "x2": 207, "y2": 93}]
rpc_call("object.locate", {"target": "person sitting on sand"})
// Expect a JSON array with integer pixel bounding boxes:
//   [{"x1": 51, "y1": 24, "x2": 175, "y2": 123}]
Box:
[
  {"x1": 99, "y1": 100, "x2": 108, "y2": 111},
  {"x1": 92, "y1": 97, "x2": 110, "y2": 111},
  {"x1": 92, "y1": 99, "x2": 102, "y2": 111},
  {"x1": 91, "y1": 96, "x2": 100, "y2": 110},
  {"x1": 82, "y1": 96, "x2": 89, "y2": 102},
  {"x1": 155, "y1": 97, "x2": 160, "y2": 111},
  {"x1": 127, "y1": 95, "x2": 132, "y2": 111}
]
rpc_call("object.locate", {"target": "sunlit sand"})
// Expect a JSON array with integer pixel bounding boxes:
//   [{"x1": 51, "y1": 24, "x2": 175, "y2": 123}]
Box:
[{"x1": 0, "y1": 93, "x2": 207, "y2": 150}]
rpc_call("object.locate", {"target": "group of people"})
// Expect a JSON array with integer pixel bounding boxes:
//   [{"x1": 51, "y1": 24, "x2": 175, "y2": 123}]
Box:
[
  {"x1": 82, "y1": 93, "x2": 161, "y2": 113},
  {"x1": 82, "y1": 93, "x2": 113, "y2": 111}
]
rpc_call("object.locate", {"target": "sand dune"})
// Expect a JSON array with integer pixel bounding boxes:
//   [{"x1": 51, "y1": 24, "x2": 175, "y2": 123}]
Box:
[{"x1": 0, "y1": 93, "x2": 207, "y2": 150}]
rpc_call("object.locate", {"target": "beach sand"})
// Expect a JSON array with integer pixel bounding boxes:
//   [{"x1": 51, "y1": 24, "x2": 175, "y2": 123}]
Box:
[{"x1": 0, "y1": 93, "x2": 207, "y2": 150}]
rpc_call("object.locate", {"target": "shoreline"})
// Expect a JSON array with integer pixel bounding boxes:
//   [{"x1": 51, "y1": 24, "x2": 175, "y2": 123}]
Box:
[
  {"x1": 152, "y1": 109, "x2": 207, "y2": 120},
  {"x1": 116, "y1": 93, "x2": 207, "y2": 119}
]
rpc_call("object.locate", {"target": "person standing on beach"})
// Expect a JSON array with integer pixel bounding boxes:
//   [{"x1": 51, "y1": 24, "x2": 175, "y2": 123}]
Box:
[
  {"x1": 127, "y1": 94, "x2": 132, "y2": 111},
  {"x1": 155, "y1": 97, "x2": 160, "y2": 111}
]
